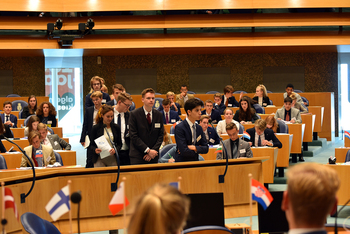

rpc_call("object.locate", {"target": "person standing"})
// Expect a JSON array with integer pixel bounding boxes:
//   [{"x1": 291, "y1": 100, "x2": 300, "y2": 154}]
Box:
[{"x1": 85, "y1": 76, "x2": 111, "y2": 109}]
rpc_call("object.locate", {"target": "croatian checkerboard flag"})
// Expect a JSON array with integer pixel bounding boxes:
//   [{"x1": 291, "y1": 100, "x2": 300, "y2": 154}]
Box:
[
  {"x1": 251, "y1": 179, "x2": 273, "y2": 210},
  {"x1": 45, "y1": 185, "x2": 70, "y2": 221},
  {"x1": 345, "y1": 131, "x2": 350, "y2": 140},
  {"x1": 4, "y1": 187, "x2": 18, "y2": 220}
]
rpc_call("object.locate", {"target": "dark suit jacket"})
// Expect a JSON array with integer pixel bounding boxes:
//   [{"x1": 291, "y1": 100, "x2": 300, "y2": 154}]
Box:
[
  {"x1": 46, "y1": 134, "x2": 71, "y2": 150},
  {"x1": 214, "y1": 102, "x2": 226, "y2": 115},
  {"x1": 106, "y1": 99, "x2": 117, "y2": 106},
  {"x1": 21, "y1": 106, "x2": 36, "y2": 119},
  {"x1": 161, "y1": 110, "x2": 181, "y2": 124},
  {"x1": 221, "y1": 95, "x2": 239, "y2": 107},
  {"x1": 88, "y1": 121, "x2": 122, "y2": 164},
  {"x1": 80, "y1": 106, "x2": 95, "y2": 143},
  {"x1": 252, "y1": 96, "x2": 271, "y2": 107},
  {"x1": 0, "y1": 124, "x2": 13, "y2": 139},
  {"x1": 207, "y1": 127, "x2": 220, "y2": 145},
  {"x1": 245, "y1": 127, "x2": 282, "y2": 148},
  {"x1": 158, "y1": 102, "x2": 181, "y2": 116},
  {"x1": 129, "y1": 107, "x2": 164, "y2": 164},
  {"x1": 85, "y1": 92, "x2": 111, "y2": 109},
  {"x1": 114, "y1": 111, "x2": 130, "y2": 149},
  {"x1": 37, "y1": 114, "x2": 57, "y2": 127},
  {"x1": 201, "y1": 109, "x2": 222, "y2": 124},
  {"x1": 0, "y1": 113, "x2": 17, "y2": 128},
  {"x1": 174, "y1": 120, "x2": 209, "y2": 162}
]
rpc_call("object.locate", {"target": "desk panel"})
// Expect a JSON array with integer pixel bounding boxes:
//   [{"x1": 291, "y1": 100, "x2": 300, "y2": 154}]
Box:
[
  {"x1": 301, "y1": 114, "x2": 315, "y2": 142},
  {"x1": 308, "y1": 106, "x2": 324, "y2": 133},
  {"x1": 10, "y1": 127, "x2": 63, "y2": 138},
  {"x1": 327, "y1": 165, "x2": 350, "y2": 206},
  {"x1": 334, "y1": 147, "x2": 350, "y2": 163},
  {"x1": 288, "y1": 124, "x2": 305, "y2": 154}
]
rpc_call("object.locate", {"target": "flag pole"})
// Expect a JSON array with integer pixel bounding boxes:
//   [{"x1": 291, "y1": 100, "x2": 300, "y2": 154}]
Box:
[
  {"x1": 248, "y1": 173, "x2": 253, "y2": 233},
  {"x1": 178, "y1": 176, "x2": 182, "y2": 191},
  {"x1": 122, "y1": 177, "x2": 127, "y2": 234},
  {"x1": 67, "y1": 180, "x2": 72, "y2": 234}
]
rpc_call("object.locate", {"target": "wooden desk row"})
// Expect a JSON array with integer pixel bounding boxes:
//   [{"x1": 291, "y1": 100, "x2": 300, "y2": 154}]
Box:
[
  {"x1": 2, "y1": 138, "x2": 69, "y2": 153},
  {"x1": 0, "y1": 96, "x2": 49, "y2": 114},
  {"x1": 10, "y1": 127, "x2": 63, "y2": 138}
]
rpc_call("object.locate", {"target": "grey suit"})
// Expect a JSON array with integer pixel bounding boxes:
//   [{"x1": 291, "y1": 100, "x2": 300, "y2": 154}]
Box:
[
  {"x1": 283, "y1": 92, "x2": 303, "y2": 104},
  {"x1": 45, "y1": 134, "x2": 71, "y2": 150},
  {"x1": 216, "y1": 138, "x2": 253, "y2": 160},
  {"x1": 275, "y1": 106, "x2": 302, "y2": 123}
]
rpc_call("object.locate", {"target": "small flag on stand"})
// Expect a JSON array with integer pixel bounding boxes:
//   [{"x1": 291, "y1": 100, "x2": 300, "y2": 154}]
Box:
[
  {"x1": 251, "y1": 179, "x2": 273, "y2": 210},
  {"x1": 3, "y1": 187, "x2": 18, "y2": 220},
  {"x1": 345, "y1": 131, "x2": 350, "y2": 140},
  {"x1": 215, "y1": 145, "x2": 222, "y2": 154},
  {"x1": 109, "y1": 181, "x2": 129, "y2": 215},
  {"x1": 243, "y1": 131, "x2": 251, "y2": 140},
  {"x1": 45, "y1": 185, "x2": 70, "y2": 221}
]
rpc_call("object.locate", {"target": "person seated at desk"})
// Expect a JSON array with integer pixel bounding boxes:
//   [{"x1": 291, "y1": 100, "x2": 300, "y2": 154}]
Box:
[
  {"x1": 176, "y1": 85, "x2": 195, "y2": 108},
  {"x1": 290, "y1": 92, "x2": 308, "y2": 114},
  {"x1": 128, "y1": 183, "x2": 190, "y2": 234},
  {"x1": 0, "y1": 116, "x2": 13, "y2": 139},
  {"x1": 199, "y1": 115, "x2": 220, "y2": 145},
  {"x1": 283, "y1": 83, "x2": 305, "y2": 105},
  {"x1": 245, "y1": 119, "x2": 282, "y2": 148},
  {"x1": 1, "y1": 101, "x2": 17, "y2": 128},
  {"x1": 160, "y1": 99, "x2": 181, "y2": 125},
  {"x1": 213, "y1": 93, "x2": 226, "y2": 115},
  {"x1": 252, "y1": 84, "x2": 271, "y2": 107},
  {"x1": 201, "y1": 100, "x2": 221, "y2": 124},
  {"x1": 85, "y1": 76, "x2": 110, "y2": 108},
  {"x1": 265, "y1": 115, "x2": 280, "y2": 133},
  {"x1": 216, "y1": 108, "x2": 240, "y2": 135},
  {"x1": 217, "y1": 123, "x2": 252, "y2": 160},
  {"x1": 282, "y1": 163, "x2": 339, "y2": 234},
  {"x1": 233, "y1": 96, "x2": 259, "y2": 124},
  {"x1": 20, "y1": 131, "x2": 55, "y2": 167},
  {"x1": 160, "y1": 128, "x2": 173, "y2": 150},
  {"x1": 38, "y1": 123, "x2": 71, "y2": 150},
  {"x1": 158, "y1": 91, "x2": 181, "y2": 116},
  {"x1": 24, "y1": 115, "x2": 40, "y2": 137},
  {"x1": 275, "y1": 97, "x2": 302, "y2": 124},
  {"x1": 21, "y1": 95, "x2": 37, "y2": 119},
  {"x1": 221, "y1": 85, "x2": 242, "y2": 108},
  {"x1": 36, "y1": 101, "x2": 57, "y2": 127},
  {"x1": 174, "y1": 98, "x2": 208, "y2": 162}
]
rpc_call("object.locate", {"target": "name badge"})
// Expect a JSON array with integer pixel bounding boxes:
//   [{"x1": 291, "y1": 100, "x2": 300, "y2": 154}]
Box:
[
  {"x1": 54, "y1": 141, "x2": 58, "y2": 146},
  {"x1": 127, "y1": 125, "x2": 129, "y2": 129},
  {"x1": 102, "y1": 99, "x2": 106, "y2": 103},
  {"x1": 209, "y1": 139, "x2": 215, "y2": 143},
  {"x1": 228, "y1": 104, "x2": 232, "y2": 107},
  {"x1": 196, "y1": 135, "x2": 201, "y2": 142},
  {"x1": 47, "y1": 121, "x2": 52, "y2": 124},
  {"x1": 240, "y1": 149, "x2": 246, "y2": 154},
  {"x1": 171, "y1": 119, "x2": 176, "y2": 123},
  {"x1": 155, "y1": 123, "x2": 161, "y2": 128},
  {"x1": 36, "y1": 150, "x2": 43, "y2": 158},
  {"x1": 46, "y1": 156, "x2": 52, "y2": 163}
]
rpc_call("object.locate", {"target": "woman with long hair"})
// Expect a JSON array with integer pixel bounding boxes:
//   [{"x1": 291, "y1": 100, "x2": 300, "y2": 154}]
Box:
[
  {"x1": 216, "y1": 108, "x2": 240, "y2": 135},
  {"x1": 36, "y1": 102, "x2": 57, "y2": 127},
  {"x1": 89, "y1": 105, "x2": 122, "y2": 167},
  {"x1": 265, "y1": 115, "x2": 280, "y2": 133},
  {"x1": 233, "y1": 96, "x2": 259, "y2": 124},
  {"x1": 24, "y1": 115, "x2": 40, "y2": 137},
  {"x1": 253, "y1": 84, "x2": 271, "y2": 107},
  {"x1": 128, "y1": 183, "x2": 190, "y2": 234},
  {"x1": 22, "y1": 95, "x2": 38, "y2": 119}
]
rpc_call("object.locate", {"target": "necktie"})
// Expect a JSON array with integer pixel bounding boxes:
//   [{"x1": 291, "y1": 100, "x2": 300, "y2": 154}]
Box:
[
  {"x1": 166, "y1": 113, "x2": 169, "y2": 124},
  {"x1": 6, "y1": 115, "x2": 9, "y2": 122},
  {"x1": 232, "y1": 141, "x2": 238, "y2": 159},
  {"x1": 286, "y1": 111, "x2": 290, "y2": 121},
  {"x1": 192, "y1": 124, "x2": 196, "y2": 145},
  {"x1": 117, "y1": 114, "x2": 121, "y2": 127},
  {"x1": 225, "y1": 98, "x2": 228, "y2": 107},
  {"x1": 258, "y1": 135, "x2": 261, "y2": 147},
  {"x1": 147, "y1": 113, "x2": 151, "y2": 125}
]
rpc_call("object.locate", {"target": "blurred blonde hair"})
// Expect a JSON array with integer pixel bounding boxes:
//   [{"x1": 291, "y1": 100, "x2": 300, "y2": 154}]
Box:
[{"x1": 255, "y1": 84, "x2": 268, "y2": 97}]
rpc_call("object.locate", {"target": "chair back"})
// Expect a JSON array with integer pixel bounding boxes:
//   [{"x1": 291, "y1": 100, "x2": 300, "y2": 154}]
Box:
[
  {"x1": 206, "y1": 91, "x2": 219, "y2": 94},
  {"x1": 47, "y1": 127, "x2": 54, "y2": 134},
  {"x1": 12, "y1": 100, "x2": 28, "y2": 111},
  {"x1": 19, "y1": 110, "x2": 24, "y2": 119},
  {"x1": 267, "y1": 90, "x2": 273, "y2": 93},
  {"x1": 153, "y1": 98, "x2": 164, "y2": 110},
  {"x1": 269, "y1": 99, "x2": 273, "y2": 105},
  {"x1": 170, "y1": 125, "x2": 175, "y2": 134},
  {"x1": 21, "y1": 212, "x2": 61, "y2": 234},
  {"x1": 293, "y1": 89, "x2": 303, "y2": 93},
  {"x1": 253, "y1": 104, "x2": 265, "y2": 114},
  {"x1": 24, "y1": 115, "x2": 34, "y2": 126},
  {"x1": 301, "y1": 96, "x2": 309, "y2": 106},
  {"x1": 160, "y1": 143, "x2": 176, "y2": 158},
  {"x1": 277, "y1": 119, "x2": 289, "y2": 133},
  {"x1": 54, "y1": 151, "x2": 63, "y2": 166},
  {"x1": 6, "y1": 94, "x2": 21, "y2": 97},
  {"x1": 129, "y1": 101, "x2": 136, "y2": 111},
  {"x1": 345, "y1": 149, "x2": 350, "y2": 162},
  {"x1": 233, "y1": 90, "x2": 247, "y2": 94},
  {"x1": 155, "y1": 92, "x2": 162, "y2": 95},
  {"x1": 0, "y1": 155, "x2": 8, "y2": 169},
  {"x1": 239, "y1": 123, "x2": 245, "y2": 134},
  {"x1": 183, "y1": 225, "x2": 233, "y2": 234},
  {"x1": 187, "y1": 91, "x2": 196, "y2": 94}
]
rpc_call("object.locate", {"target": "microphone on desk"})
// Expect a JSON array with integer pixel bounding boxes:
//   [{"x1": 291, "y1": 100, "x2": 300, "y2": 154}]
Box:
[
  {"x1": 218, "y1": 136, "x2": 229, "y2": 184},
  {"x1": 1, "y1": 135, "x2": 36, "y2": 203},
  {"x1": 103, "y1": 124, "x2": 121, "y2": 192},
  {"x1": 71, "y1": 191, "x2": 82, "y2": 234}
]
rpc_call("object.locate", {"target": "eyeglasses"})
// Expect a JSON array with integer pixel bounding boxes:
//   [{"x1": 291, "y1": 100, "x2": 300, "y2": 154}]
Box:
[{"x1": 122, "y1": 101, "x2": 132, "y2": 108}]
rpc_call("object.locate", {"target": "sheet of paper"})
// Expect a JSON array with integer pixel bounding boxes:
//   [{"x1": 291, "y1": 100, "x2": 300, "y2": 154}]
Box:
[{"x1": 94, "y1": 135, "x2": 112, "y2": 159}]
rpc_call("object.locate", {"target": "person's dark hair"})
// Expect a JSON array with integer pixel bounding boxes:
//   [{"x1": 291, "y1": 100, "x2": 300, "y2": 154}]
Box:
[
  {"x1": 36, "y1": 102, "x2": 57, "y2": 116},
  {"x1": 226, "y1": 122, "x2": 238, "y2": 131},
  {"x1": 27, "y1": 95, "x2": 37, "y2": 114},
  {"x1": 141, "y1": 88, "x2": 155, "y2": 98},
  {"x1": 3, "y1": 101, "x2": 11, "y2": 108},
  {"x1": 184, "y1": 98, "x2": 203, "y2": 115},
  {"x1": 238, "y1": 96, "x2": 255, "y2": 122},
  {"x1": 284, "y1": 97, "x2": 293, "y2": 103},
  {"x1": 286, "y1": 83, "x2": 294, "y2": 89},
  {"x1": 162, "y1": 99, "x2": 171, "y2": 106},
  {"x1": 28, "y1": 130, "x2": 40, "y2": 145},
  {"x1": 180, "y1": 85, "x2": 188, "y2": 89},
  {"x1": 0, "y1": 116, "x2": 6, "y2": 135},
  {"x1": 26, "y1": 115, "x2": 41, "y2": 133},
  {"x1": 95, "y1": 105, "x2": 114, "y2": 123}
]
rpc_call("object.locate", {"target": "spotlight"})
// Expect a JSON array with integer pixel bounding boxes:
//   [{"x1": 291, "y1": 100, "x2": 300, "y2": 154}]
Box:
[
  {"x1": 59, "y1": 36, "x2": 75, "y2": 47},
  {"x1": 78, "y1": 18, "x2": 95, "y2": 32},
  {"x1": 55, "y1": 19, "x2": 63, "y2": 30},
  {"x1": 47, "y1": 18, "x2": 63, "y2": 33}
]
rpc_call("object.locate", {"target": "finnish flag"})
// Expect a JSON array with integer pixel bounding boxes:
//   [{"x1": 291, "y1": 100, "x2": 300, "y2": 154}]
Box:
[{"x1": 45, "y1": 185, "x2": 70, "y2": 221}]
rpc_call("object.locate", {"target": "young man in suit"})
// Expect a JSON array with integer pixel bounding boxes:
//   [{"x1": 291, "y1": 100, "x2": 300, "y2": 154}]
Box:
[
  {"x1": 80, "y1": 91, "x2": 103, "y2": 167},
  {"x1": 213, "y1": 93, "x2": 226, "y2": 115},
  {"x1": 107, "y1": 83, "x2": 125, "y2": 106},
  {"x1": 158, "y1": 91, "x2": 181, "y2": 116},
  {"x1": 176, "y1": 85, "x2": 195, "y2": 108},
  {"x1": 216, "y1": 122, "x2": 252, "y2": 159},
  {"x1": 199, "y1": 115, "x2": 220, "y2": 145},
  {"x1": 113, "y1": 92, "x2": 133, "y2": 165},
  {"x1": 201, "y1": 100, "x2": 222, "y2": 124},
  {"x1": 85, "y1": 76, "x2": 110, "y2": 109},
  {"x1": 129, "y1": 88, "x2": 164, "y2": 165},
  {"x1": 282, "y1": 163, "x2": 339, "y2": 234},
  {"x1": 1, "y1": 101, "x2": 17, "y2": 128},
  {"x1": 38, "y1": 123, "x2": 71, "y2": 150},
  {"x1": 174, "y1": 98, "x2": 208, "y2": 162},
  {"x1": 160, "y1": 99, "x2": 181, "y2": 125},
  {"x1": 20, "y1": 131, "x2": 55, "y2": 167},
  {"x1": 221, "y1": 85, "x2": 242, "y2": 108},
  {"x1": 275, "y1": 97, "x2": 302, "y2": 124},
  {"x1": 245, "y1": 119, "x2": 282, "y2": 148}
]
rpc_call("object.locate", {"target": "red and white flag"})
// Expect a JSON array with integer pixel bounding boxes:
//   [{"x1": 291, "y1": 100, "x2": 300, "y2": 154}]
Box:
[
  {"x1": 4, "y1": 187, "x2": 18, "y2": 220},
  {"x1": 108, "y1": 182, "x2": 129, "y2": 215}
]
